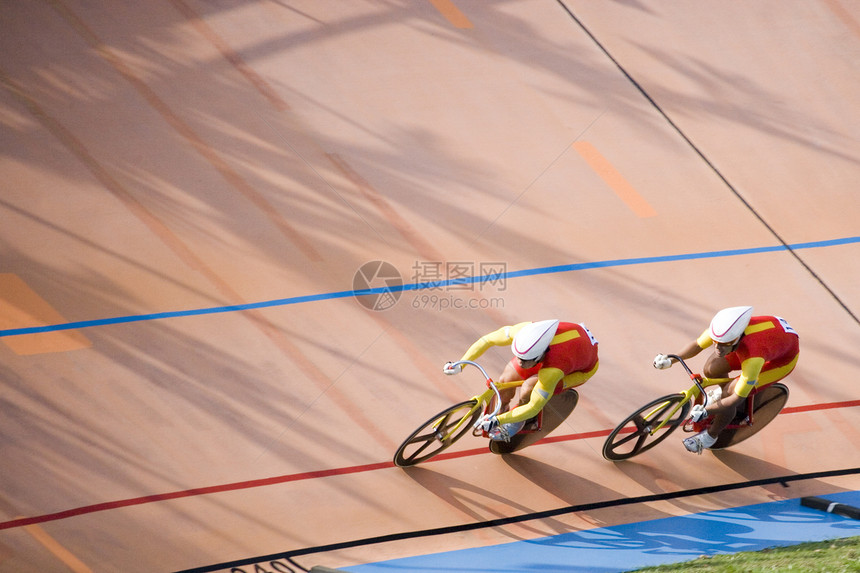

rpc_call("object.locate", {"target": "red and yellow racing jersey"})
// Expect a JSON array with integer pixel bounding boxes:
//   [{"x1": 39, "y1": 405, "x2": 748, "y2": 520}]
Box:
[
  {"x1": 696, "y1": 315, "x2": 799, "y2": 397},
  {"x1": 461, "y1": 322, "x2": 599, "y2": 423}
]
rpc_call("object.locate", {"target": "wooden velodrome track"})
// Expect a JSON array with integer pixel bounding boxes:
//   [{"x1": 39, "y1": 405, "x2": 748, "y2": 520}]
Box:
[{"x1": 1, "y1": 1, "x2": 859, "y2": 571}]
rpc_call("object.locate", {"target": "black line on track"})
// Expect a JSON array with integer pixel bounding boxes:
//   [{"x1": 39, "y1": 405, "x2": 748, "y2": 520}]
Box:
[
  {"x1": 554, "y1": 0, "x2": 859, "y2": 327},
  {"x1": 175, "y1": 466, "x2": 860, "y2": 573}
]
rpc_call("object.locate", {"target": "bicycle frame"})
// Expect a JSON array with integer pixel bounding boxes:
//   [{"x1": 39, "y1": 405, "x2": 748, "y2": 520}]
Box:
[
  {"x1": 643, "y1": 354, "x2": 775, "y2": 434},
  {"x1": 638, "y1": 354, "x2": 725, "y2": 435},
  {"x1": 602, "y1": 354, "x2": 789, "y2": 461},
  {"x1": 450, "y1": 359, "x2": 524, "y2": 433},
  {"x1": 393, "y1": 358, "x2": 566, "y2": 466}
]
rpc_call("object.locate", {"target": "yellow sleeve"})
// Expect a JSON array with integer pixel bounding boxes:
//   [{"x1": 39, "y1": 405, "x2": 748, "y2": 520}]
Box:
[
  {"x1": 696, "y1": 329, "x2": 714, "y2": 349},
  {"x1": 496, "y1": 368, "x2": 563, "y2": 424},
  {"x1": 459, "y1": 322, "x2": 529, "y2": 362},
  {"x1": 735, "y1": 357, "x2": 765, "y2": 398}
]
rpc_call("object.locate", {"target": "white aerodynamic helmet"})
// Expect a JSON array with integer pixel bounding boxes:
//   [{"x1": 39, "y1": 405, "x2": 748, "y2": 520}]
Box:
[
  {"x1": 709, "y1": 306, "x2": 753, "y2": 343},
  {"x1": 512, "y1": 319, "x2": 559, "y2": 361}
]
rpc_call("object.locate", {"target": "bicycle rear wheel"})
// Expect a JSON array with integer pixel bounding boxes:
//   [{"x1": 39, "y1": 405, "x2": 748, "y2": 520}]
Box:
[
  {"x1": 602, "y1": 393, "x2": 690, "y2": 461},
  {"x1": 712, "y1": 383, "x2": 789, "y2": 449},
  {"x1": 393, "y1": 399, "x2": 481, "y2": 467}
]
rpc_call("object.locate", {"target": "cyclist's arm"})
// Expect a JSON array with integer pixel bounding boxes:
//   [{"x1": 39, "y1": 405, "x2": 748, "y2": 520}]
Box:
[
  {"x1": 459, "y1": 322, "x2": 529, "y2": 362},
  {"x1": 734, "y1": 356, "x2": 765, "y2": 397},
  {"x1": 671, "y1": 330, "x2": 711, "y2": 362},
  {"x1": 695, "y1": 329, "x2": 714, "y2": 349},
  {"x1": 495, "y1": 367, "x2": 563, "y2": 424}
]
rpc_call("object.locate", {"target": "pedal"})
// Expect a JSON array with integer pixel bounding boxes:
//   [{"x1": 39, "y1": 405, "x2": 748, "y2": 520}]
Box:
[{"x1": 683, "y1": 419, "x2": 709, "y2": 433}]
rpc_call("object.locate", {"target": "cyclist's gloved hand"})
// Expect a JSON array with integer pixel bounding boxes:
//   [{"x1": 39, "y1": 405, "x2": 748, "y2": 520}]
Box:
[
  {"x1": 476, "y1": 414, "x2": 499, "y2": 432},
  {"x1": 443, "y1": 361, "x2": 462, "y2": 375},
  {"x1": 653, "y1": 354, "x2": 673, "y2": 369},
  {"x1": 690, "y1": 404, "x2": 708, "y2": 422}
]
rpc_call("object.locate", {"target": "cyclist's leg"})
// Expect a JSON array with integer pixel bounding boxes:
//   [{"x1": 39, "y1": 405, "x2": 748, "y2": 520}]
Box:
[
  {"x1": 495, "y1": 361, "x2": 597, "y2": 441},
  {"x1": 486, "y1": 372, "x2": 528, "y2": 442},
  {"x1": 496, "y1": 361, "x2": 525, "y2": 411},
  {"x1": 706, "y1": 379, "x2": 746, "y2": 436},
  {"x1": 706, "y1": 353, "x2": 797, "y2": 438},
  {"x1": 703, "y1": 353, "x2": 797, "y2": 451},
  {"x1": 513, "y1": 362, "x2": 597, "y2": 432},
  {"x1": 493, "y1": 362, "x2": 552, "y2": 440},
  {"x1": 693, "y1": 352, "x2": 740, "y2": 429},
  {"x1": 501, "y1": 371, "x2": 539, "y2": 438}
]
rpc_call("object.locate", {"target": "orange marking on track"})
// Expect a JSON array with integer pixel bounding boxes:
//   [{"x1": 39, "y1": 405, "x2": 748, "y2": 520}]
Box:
[
  {"x1": 824, "y1": 0, "x2": 860, "y2": 39},
  {"x1": 573, "y1": 141, "x2": 657, "y2": 218},
  {"x1": 167, "y1": 0, "x2": 290, "y2": 112},
  {"x1": 428, "y1": 0, "x2": 473, "y2": 29},
  {"x1": 22, "y1": 521, "x2": 93, "y2": 572},
  {"x1": 0, "y1": 274, "x2": 91, "y2": 355}
]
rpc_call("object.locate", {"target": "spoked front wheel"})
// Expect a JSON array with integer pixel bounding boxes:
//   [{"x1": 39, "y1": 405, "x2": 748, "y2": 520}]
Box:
[
  {"x1": 602, "y1": 393, "x2": 690, "y2": 461},
  {"x1": 712, "y1": 383, "x2": 789, "y2": 449},
  {"x1": 393, "y1": 400, "x2": 481, "y2": 467}
]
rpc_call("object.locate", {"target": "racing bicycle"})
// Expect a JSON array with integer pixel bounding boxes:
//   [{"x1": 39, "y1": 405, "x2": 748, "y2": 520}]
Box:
[
  {"x1": 602, "y1": 354, "x2": 789, "y2": 461},
  {"x1": 393, "y1": 360, "x2": 578, "y2": 467}
]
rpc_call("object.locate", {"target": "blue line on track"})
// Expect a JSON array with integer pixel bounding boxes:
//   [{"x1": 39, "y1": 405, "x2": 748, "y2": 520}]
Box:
[{"x1": 3, "y1": 236, "x2": 858, "y2": 338}]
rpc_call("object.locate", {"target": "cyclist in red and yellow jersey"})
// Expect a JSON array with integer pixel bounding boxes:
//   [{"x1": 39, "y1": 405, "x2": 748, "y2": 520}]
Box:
[
  {"x1": 653, "y1": 306, "x2": 799, "y2": 454},
  {"x1": 444, "y1": 319, "x2": 599, "y2": 441}
]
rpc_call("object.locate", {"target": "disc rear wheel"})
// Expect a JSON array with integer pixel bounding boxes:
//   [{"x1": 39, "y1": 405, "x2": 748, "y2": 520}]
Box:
[{"x1": 712, "y1": 384, "x2": 789, "y2": 449}]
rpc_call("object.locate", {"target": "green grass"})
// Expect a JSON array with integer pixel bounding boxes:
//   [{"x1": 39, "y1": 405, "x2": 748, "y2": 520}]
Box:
[{"x1": 629, "y1": 536, "x2": 860, "y2": 572}]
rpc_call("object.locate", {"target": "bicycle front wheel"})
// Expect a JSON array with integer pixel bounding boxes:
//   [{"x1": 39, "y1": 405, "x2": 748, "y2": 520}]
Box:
[
  {"x1": 602, "y1": 393, "x2": 690, "y2": 461},
  {"x1": 393, "y1": 399, "x2": 481, "y2": 467},
  {"x1": 712, "y1": 383, "x2": 789, "y2": 449}
]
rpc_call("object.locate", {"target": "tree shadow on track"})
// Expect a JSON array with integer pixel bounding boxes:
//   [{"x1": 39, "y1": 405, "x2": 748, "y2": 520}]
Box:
[
  {"x1": 713, "y1": 449, "x2": 857, "y2": 500},
  {"x1": 400, "y1": 464, "x2": 598, "y2": 541},
  {"x1": 502, "y1": 455, "x2": 676, "y2": 530}
]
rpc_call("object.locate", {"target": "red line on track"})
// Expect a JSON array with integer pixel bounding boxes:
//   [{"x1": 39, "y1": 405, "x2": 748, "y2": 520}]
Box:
[
  {"x1": 1, "y1": 399, "x2": 856, "y2": 531},
  {"x1": 782, "y1": 399, "x2": 860, "y2": 414}
]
